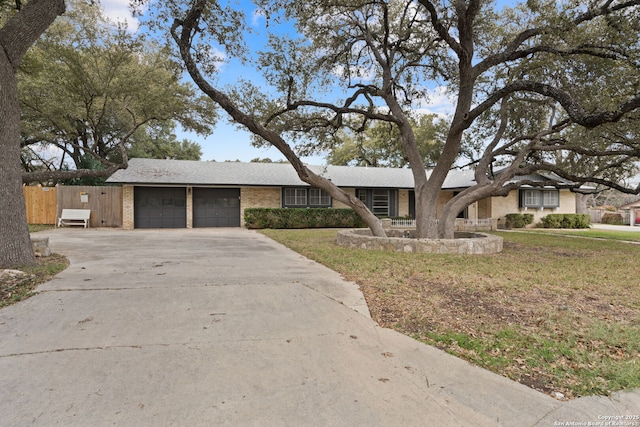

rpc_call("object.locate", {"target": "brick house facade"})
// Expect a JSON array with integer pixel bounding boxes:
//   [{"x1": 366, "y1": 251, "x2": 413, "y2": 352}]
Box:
[{"x1": 108, "y1": 158, "x2": 578, "y2": 229}]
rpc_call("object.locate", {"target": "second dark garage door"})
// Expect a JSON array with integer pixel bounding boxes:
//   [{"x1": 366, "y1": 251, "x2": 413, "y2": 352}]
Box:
[{"x1": 193, "y1": 188, "x2": 241, "y2": 227}]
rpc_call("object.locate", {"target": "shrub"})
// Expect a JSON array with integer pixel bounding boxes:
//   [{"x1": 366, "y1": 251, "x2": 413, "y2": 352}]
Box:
[
  {"x1": 601, "y1": 213, "x2": 624, "y2": 225},
  {"x1": 504, "y1": 213, "x2": 534, "y2": 229},
  {"x1": 244, "y1": 208, "x2": 367, "y2": 229},
  {"x1": 540, "y1": 214, "x2": 590, "y2": 229}
]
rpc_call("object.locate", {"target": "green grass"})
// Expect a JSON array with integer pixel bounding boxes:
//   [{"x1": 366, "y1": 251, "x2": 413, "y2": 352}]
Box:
[
  {"x1": 260, "y1": 228, "x2": 640, "y2": 399},
  {"x1": 28, "y1": 224, "x2": 55, "y2": 233}
]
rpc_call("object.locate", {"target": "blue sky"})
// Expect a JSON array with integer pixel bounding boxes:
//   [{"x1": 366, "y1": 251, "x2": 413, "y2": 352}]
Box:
[
  {"x1": 99, "y1": 0, "x2": 283, "y2": 162},
  {"x1": 99, "y1": 0, "x2": 461, "y2": 164},
  {"x1": 98, "y1": 0, "x2": 640, "y2": 187}
]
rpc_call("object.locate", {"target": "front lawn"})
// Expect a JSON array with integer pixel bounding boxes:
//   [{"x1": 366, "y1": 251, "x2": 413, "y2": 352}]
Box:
[{"x1": 260, "y1": 229, "x2": 640, "y2": 400}]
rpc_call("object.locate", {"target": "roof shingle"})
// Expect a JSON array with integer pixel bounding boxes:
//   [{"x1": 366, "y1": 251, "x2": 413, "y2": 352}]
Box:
[{"x1": 106, "y1": 158, "x2": 477, "y2": 189}]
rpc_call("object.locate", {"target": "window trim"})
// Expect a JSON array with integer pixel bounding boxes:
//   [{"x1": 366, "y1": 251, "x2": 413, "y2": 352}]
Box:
[
  {"x1": 282, "y1": 187, "x2": 332, "y2": 208},
  {"x1": 308, "y1": 187, "x2": 331, "y2": 207},
  {"x1": 284, "y1": 188, "x2": 307, "y2": 206},
  {"x1": 519, "y1": 188, "x2": 560, "y2": 209}
]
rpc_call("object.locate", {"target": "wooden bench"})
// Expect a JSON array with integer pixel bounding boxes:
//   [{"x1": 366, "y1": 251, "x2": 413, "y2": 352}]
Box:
[{"x1": 57, "y1": 209, "x2": 91, "y2": 228}]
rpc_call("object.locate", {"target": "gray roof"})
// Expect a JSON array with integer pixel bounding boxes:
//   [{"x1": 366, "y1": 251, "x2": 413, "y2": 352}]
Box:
[
  {"x1": 620, "y1": 199, "x2": 640, "y2": 209},
  {"x1": 502, "y1": 171, "x2": 574, "y2": 187},
  {"x1": 107, "y1": 158, "x2": 477, "y2": 189}
]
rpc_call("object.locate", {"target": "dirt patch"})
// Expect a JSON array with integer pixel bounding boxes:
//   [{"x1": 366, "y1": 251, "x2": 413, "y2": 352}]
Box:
[{"x1": 357, "y1": 269, "x2": 639, "y2": 399}]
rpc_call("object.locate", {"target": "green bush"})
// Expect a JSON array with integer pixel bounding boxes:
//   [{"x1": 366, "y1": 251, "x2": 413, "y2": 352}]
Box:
[
  {"x1": 504, "y1": 213, "x2": 534, "y2": 229},
  {"x1": 244, "y1": 208, "x2": 367, "y2": 229},
  {"x1": 601, "y1": 213, "x2": 624, "y2": 225},
  {"x1": 540, "y1": 213, "x2": 590, "y2": 229}
]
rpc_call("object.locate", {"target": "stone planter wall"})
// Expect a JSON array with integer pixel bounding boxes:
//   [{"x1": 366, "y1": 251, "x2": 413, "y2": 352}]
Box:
[
  {"x1": 30, "y1": 236, "x2": 52, "y2": 257},
  {"x1": 336, "y1": 229, "x2": 503, "y2": 254}
]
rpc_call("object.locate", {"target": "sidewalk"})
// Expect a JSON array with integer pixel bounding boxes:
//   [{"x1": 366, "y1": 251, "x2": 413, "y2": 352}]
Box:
[
  {"x1": 592, "y1": 223, "x2": 640, "y2": 232},
  {"x1": 0, "y1": 228, "x2": 638, "y2": 426}
]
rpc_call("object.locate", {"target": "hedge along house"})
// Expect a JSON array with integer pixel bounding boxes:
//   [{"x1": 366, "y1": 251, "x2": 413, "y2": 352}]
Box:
[{"x1": 106, "y1": 158, "x2": 579, "y2": 229}]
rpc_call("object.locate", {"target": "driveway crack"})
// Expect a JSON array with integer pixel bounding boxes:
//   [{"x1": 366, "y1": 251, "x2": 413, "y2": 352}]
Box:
[{"x1": 0, "y1": 332, "x2": 349, "y2": 358}]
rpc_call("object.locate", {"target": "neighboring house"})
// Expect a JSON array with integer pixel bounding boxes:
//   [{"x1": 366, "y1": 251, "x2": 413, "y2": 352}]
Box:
[
  {"x1": 106, "y1": 158, "x2": 578, "y2": 229},
  {"x1": 619, "y1": 199, "x2": 640, "y2": 226}
]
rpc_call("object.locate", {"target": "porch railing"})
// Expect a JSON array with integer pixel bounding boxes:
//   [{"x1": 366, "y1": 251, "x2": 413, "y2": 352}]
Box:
[
  {"x1": 389, "y1": 217, "x2": 495, "y2": 230},
  {"x1": 390, "y1": 218, "x2": 416, "y2": 228}
]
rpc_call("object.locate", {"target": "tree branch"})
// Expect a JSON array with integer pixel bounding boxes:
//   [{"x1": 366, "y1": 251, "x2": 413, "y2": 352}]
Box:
[
  {"x1": 171, "y1": 0, "x2": 387, "y2": 236},
  {"x1": 22, "y1": 162, "x2": 125, "y2": 184},
  {"x1": 465, "y1": 81, "x2": 640, "y2": 132},
  {"x1": 0, "y1": 0, "x2": 65, "y2": 70},
  {"x1": 416, "y1": 0, "x2": 461, "y2": 55},
  {"x1": 475, "y1": 0, "x2": 640, "y2": 77}
]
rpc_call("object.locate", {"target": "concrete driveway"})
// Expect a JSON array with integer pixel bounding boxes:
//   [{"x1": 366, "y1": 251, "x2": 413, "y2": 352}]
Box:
[{"x1": 0, "y1": 228, "x2": 638, "y2": 426}]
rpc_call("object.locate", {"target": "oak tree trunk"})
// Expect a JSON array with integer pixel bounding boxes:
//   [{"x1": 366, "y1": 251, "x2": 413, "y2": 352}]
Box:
[
  {"x1": 173, "y1": 3, "x2": 387, "y2": 237},
  {"x1": 0, "y1": 61, "x2": 35, "y2": 267},
  {"x1": 0, "y1": 0, "x2": 66, "y2": 267}
]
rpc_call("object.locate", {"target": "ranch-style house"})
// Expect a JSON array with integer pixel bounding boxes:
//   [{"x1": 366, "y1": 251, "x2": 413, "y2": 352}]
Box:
[{"x1": 106, "y1": 158, "x2": 579, "y2": 229}]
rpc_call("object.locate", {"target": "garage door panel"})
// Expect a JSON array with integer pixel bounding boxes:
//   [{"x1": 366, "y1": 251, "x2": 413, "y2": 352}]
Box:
[
  {"x1": 135, "y1": 187, "x2": 187, "y2": 229},
  {"x1": 148, "y1": 218, "x2": 163, "y2": 228},
  {"x1": 193, "y1": 188, "x2": 240, "y2": 228}
]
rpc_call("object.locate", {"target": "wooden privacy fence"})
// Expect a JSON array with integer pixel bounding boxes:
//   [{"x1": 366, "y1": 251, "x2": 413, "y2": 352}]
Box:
[
  {"x1": 23, "y1": 185, "x2": 123, "y2": 227},
  {"x1": 56, "y1": 186, "x2": 122, "y2": 228},
  {"x1": 23, "y1": 186, "x2": 57, "y2": 224}
]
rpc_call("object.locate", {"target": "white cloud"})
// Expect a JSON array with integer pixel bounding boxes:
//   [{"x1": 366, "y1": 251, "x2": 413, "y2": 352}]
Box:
[
  {"x1": 252, "y1": 8, "x2": 266, "y2": 27},
  {"x1": 414, "y1": 86, "x2": 455, "y2": 118},
  {"x1": 100, "y1": 0, "x2": 140, "y2": 31}
]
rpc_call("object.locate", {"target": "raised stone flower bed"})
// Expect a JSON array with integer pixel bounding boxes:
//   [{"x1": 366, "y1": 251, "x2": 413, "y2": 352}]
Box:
[
  {"x1": 336, "y1": 229, "x2": 503, "y2": 254},
  {"x1": 30, "y1": 236, "x2": 52, "y2": 257}
]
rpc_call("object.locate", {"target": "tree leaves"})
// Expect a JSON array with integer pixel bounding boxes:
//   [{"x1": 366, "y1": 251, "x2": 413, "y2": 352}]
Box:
[{"x1": 18, "y1": 0, "x2": 217, "y2": 183}]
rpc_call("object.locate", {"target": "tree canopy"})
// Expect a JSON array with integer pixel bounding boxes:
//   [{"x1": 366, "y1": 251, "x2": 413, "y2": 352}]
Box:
[
  {"x1": 18, "y1": 0, "x2": 216, "y2": 184},
  {"x1": 327, "y1": 114, "x2": 447, "y2": 168},
  {"x1": 135, "y1": 0, "x2": 640, "y2": 238}
]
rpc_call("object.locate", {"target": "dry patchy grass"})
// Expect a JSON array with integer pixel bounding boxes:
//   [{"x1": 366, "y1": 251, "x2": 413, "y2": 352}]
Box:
[
  {"x1": 1, "y1": 225, "x2": 68, "y2": 308},
  {"x1": 260, "y1": 229, "x2": 640, "y2": 399},
  {"x1": 0, "y1": 254, "x2": 69, "y2": 308}
]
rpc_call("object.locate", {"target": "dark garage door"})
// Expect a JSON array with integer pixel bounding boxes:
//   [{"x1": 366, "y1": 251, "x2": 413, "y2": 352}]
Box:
[
  {"x1": 193, "y1": 188, "x2": 240, "y2": 227},
  {"x1": 134, "y1": 187, "x2": 187, "y2": 228}
]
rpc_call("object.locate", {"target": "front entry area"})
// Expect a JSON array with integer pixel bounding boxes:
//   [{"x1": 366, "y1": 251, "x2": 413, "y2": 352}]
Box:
[{"x1": 193, "y1": 188, "x2": 241, "y2": 227}]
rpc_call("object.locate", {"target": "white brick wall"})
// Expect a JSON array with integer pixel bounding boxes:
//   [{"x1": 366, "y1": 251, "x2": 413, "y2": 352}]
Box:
[
  {"x1": 490, "y1": 189, "x2": 576, "y2": 225},
  {"x1": 122, "y1": 185, "x2": 134, "y2": 230},
  {"x1": 240, "y1": 187, "x2": 281, "y2": 226},
  {"x1": 121, "y1": 184, "x2": 577, "y2": 229}
]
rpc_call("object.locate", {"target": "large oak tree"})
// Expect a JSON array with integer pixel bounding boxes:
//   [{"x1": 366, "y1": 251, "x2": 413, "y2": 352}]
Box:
[
  {"x1": 19, "y1": 0, "x2": 216, "y2": 183},
  {"x1": 139, "y1": 0, "x2": 640, "y2": 239},
  {"x1": 0, "y1": 0, "x2": 66, "y2": 267}
]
